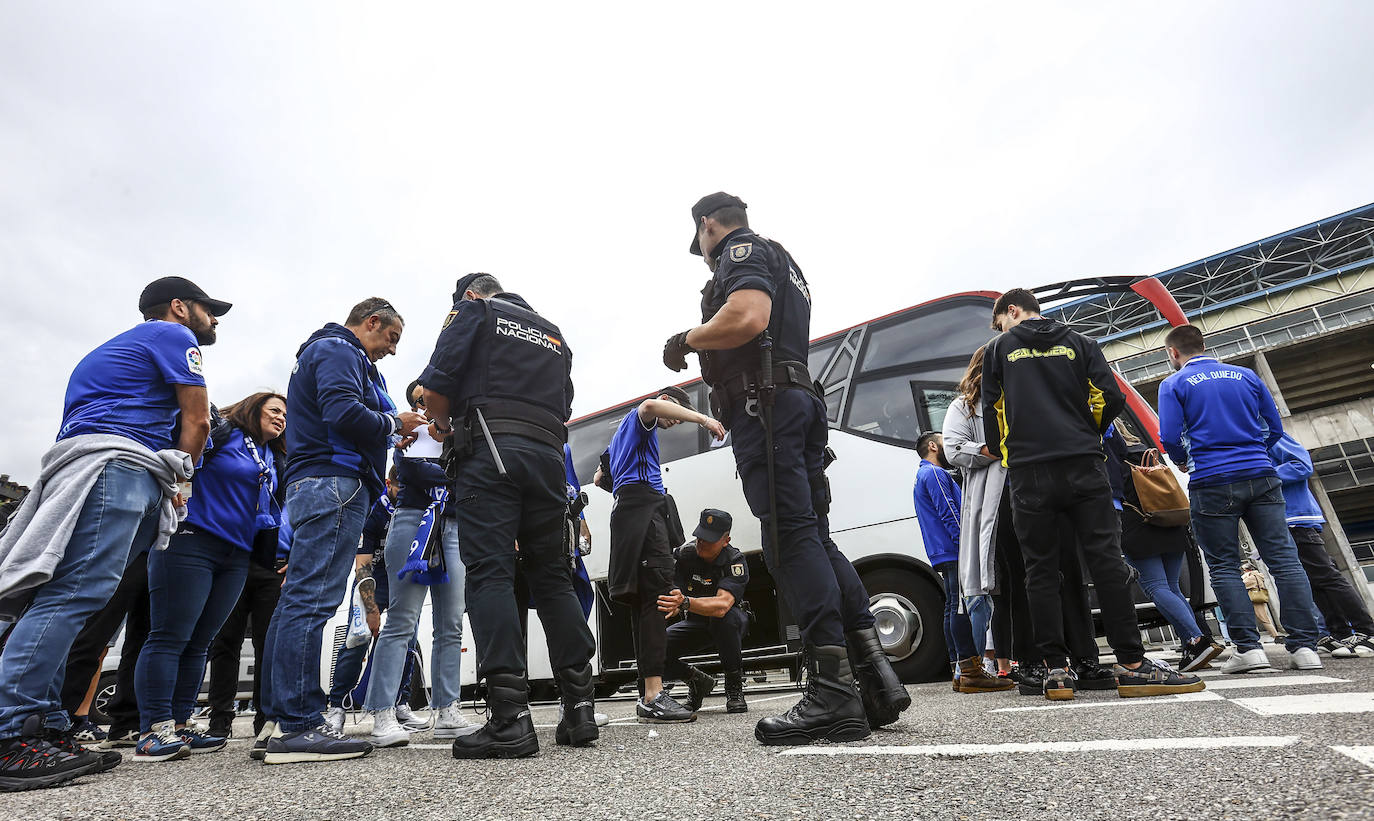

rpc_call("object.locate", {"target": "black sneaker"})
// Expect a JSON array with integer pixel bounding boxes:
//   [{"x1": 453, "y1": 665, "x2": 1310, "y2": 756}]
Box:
[
  {"x1": 1043, "y1": 667, "x2": 1076, "y2": 701},
  {"x1": 1016, "y1": 664, "x2": 1047, "y2": 696},
  {"x1": 1179, "y1": 637, "x2": 1225, "y2": 672},
  {"x1": 0, "y1": 715, "x2": 98, "y2": 792},
  {"x1": 69, "y1": 717, "x2": 107, "y2": 744},
  {"x1": 635, "y1": 691, "x2": 696, "y2": 724},
  {"x1": 45, "y1": 723, "x2": 121, "y2": 774},
  {"x1": 263, "y1": 723, "x2": 373, "y2": 764},
  {"x1": 249, "y1": 721, "x2": 274, "y2": 761},
  {"x1": 1071, "y1": 660, "x2": 1118, "y2": 691},
  {"x1": 1113, "y1": 658, "x2": 1206, "y2": 698},
  {"x1": 100, "y1": 727, "x2": 139, "y2": 749}
]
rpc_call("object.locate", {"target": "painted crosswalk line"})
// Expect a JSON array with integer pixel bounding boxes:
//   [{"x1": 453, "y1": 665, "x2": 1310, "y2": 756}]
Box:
[
  {"x1": 1230, "y1": 692, "x2": 1374, "y2": 716},
  {"x1": 780, "y1": 735, "x2": 1301, "y2": 756},
  {"x1": 1197, "y1": 674, "x2": 1347, "y2": 690},
  {"x1": 990, "y1": 691, "x2": 1224, "y2": 712},
  {"x1": 1331, "y1": 745, "x2": 1374, "y2": 770}
]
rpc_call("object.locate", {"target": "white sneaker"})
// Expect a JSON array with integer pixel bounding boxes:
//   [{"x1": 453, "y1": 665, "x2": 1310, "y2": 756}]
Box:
[
  {"x1": 1221, "y1": 647, "x2": 1273, "y2": 674},
  {"x1": 394, "y1": 703, "x2": 429, "y2": 732},
  {"x1": 369, "y1": 709, "x2": 410, "y2": 748},
  {"x1": 1289, "y1": 646, "x2": 1324, "y2": 670},
  {"x1": 433, "y1": 702, "x2": 481, "y2": 738},
  {"x1": 323, "y1": 705, "x2": 345, "y2": 735},
  {"x1": 1347, "y1": 634, "x2": 1374, "y2": 657}
]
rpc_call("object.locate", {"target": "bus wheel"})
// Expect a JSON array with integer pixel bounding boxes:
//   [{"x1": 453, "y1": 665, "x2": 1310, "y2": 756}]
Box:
[{"x1": 860, "y1": 567, "x2": 946, "y2": 684}]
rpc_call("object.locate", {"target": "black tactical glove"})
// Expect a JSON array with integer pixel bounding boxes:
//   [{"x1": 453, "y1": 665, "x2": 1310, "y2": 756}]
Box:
[{"x1": 663, "y1": 330, "x2": 696, "y2": 372}]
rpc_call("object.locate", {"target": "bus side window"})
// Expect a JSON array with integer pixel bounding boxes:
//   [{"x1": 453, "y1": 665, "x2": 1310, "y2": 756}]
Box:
[{"x1": 845, "y1": 374, "x2": 921, "y2": 444}]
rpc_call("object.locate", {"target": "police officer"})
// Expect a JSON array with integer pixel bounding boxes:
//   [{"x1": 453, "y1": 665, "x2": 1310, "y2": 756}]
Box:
[
  {"x1": 420, "y1": 273, "x2": 598, "y2": 758},
  {"x1": 663, "y1": 193, "x2": 911, "y2": 746},
  {"x1": 658, "y1": 509, "x2": 750, "y2": 714}
]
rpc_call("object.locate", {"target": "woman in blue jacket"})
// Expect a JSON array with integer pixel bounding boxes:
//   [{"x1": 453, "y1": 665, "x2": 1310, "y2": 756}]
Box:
[{"x1": 133, "y1": 392, "x2": 286, "y2": 761}]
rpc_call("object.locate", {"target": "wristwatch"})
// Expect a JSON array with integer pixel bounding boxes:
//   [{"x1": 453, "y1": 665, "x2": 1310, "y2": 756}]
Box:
[{"x1": 679, "y1": 597, "x2": 691, "y2": 618}]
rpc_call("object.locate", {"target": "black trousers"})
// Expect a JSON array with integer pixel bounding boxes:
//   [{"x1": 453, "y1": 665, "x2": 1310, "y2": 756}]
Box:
[
  {"x1": 1292, "y1": 526, "x2": 1374, "y2": 637},
  {"x1": 626, "y1": 513, "x2": 673, "y2": 683},
  {"x1": 451, "y1": 434, "x2": 595, "y2": 680},
  {"x1": 61, "y1": 549, "x2": 149, "y2": 729},
  {"x1": 207, "y1": 560, "x2": 283, "y2": 733},
  {"x1": 1008, "y1": 456, "x2": 1144, "y2": 668},
  {"x1": 665, "y1": 609, "x2": 749, "y2": 679}
]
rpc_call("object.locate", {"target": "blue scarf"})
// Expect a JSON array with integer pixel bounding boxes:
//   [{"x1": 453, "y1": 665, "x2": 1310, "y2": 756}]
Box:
[
  {"x1": 397, "y1": 486, "x2": 449, "y2": 586},
  {"x1": 242, "y1": 434, "x2": 280, "y2": 531}
]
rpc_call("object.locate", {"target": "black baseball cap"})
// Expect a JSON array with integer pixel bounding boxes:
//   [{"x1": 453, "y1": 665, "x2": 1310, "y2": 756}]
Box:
[
  {"x1": 693, "y1": 508, "x2": 733, "y2": 542},
  {"x1": 138, "y1": 276, "x2": 232, "y2": 316},
  {"x1": 689, "y1": 192, "x2": 747, "y2": 256}
]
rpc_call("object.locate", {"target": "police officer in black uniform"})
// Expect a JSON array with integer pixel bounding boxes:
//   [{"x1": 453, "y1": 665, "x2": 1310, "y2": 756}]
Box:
[
  {"x1": 420, "y1": 273, "x2": 598, "y2": 759},
  {"x1": 663, "y1": 193, "x2": 912, "y2": 746},
  {"x1": 659, "y1": 509, "x2": 750, "y2": 714}
]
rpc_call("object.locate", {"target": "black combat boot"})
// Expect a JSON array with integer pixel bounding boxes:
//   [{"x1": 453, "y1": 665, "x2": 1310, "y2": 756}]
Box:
[
  {"x1": 681, "y1": 664, "x2": 717, "y2": 714},
  {"x1": 724, "y1": 670, "x2": 748, "y2": 714},
  {"x1": 452, "y1": 674, "x2": 539, "y2": 759},
  {"x1": 845, "y1": 627, "x2": 912, "y2": 728},
  {"x1": 755, "y1": 646, "x2": 871, "y2": 746},
  {"x1": 554, "y1": 664, "x2": 599, "y2": 748}
]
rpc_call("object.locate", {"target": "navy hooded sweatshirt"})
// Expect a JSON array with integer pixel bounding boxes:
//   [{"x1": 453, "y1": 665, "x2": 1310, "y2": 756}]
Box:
[{"x1": 284, "y1": 323, "x2": 397, "y2": 500}]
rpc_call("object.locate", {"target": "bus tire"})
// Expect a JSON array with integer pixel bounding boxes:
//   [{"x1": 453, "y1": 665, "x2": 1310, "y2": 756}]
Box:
[{"x1": 859, "y1": 566, "x2": 947, "y2": 684}]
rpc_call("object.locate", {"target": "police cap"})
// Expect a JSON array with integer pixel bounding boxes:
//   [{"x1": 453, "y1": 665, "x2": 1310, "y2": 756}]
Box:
[
  {"x1": 138, "y1": 276, "x2": 232, "y2": 316},
  {"x1": 693, "y1": 508, "x2": 733, "y2": 542},
  {"x1": 689, "y1": 192, "x2": 747, "y2": 255}
]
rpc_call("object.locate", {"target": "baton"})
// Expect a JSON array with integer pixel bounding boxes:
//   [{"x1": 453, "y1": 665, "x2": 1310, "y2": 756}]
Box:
[{"x1": 474, "y1": 407, "x2": 509, "y2": 477}]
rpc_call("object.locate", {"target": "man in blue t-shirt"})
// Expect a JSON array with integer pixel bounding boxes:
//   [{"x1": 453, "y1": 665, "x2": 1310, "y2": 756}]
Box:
[
  {"x1": 1158, "y1": 324, "x2": 1322, "y2": 674},
  {"x1": 606, "y1": 385, "x2": 724, "y2": 724},
  {"x1": 0, "y1": 276, "x2": 230, "y2": 791}
]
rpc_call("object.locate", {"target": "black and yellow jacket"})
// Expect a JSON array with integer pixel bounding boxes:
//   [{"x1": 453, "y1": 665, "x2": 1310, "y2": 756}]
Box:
[{"x1": 980, "y1": 318, "x2": 1124, "y2": 468}]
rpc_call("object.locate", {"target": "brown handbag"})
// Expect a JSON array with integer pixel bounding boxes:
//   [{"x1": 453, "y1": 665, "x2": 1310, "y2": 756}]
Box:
[{"x1": 1128, "y1": 449, "x2": 1192, "y2": 527}]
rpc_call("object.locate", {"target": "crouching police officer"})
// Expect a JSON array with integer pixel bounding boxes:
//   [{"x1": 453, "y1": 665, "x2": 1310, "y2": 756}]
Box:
[
  {"x1": 663, "y1": 193, "x2": 912, "y2": 746},
  {"x1": 420, "y1": 273, "x2": 598, "y2": 759},
  {"x1": 658, "y1": 509, "x2": 750, "y2": 714}
]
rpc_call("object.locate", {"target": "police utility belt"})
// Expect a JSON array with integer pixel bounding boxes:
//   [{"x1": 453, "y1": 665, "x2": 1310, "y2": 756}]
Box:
[
  {"x1": 709, "y1": 360, "x2": 818, "y2": 418},
  {"x1": 443, "y1": 399, "x2": 567, "y2": 478}
]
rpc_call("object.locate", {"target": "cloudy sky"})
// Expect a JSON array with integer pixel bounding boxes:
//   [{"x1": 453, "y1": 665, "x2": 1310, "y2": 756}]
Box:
[{"x1": 3, "y1": 2, "x2": 1373, "y2": 484}]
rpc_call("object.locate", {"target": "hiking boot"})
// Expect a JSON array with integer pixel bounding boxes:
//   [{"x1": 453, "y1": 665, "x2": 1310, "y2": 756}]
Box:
[
  {"x1": 44, "y1": 721, "x2": 120, "y2": 774},
  {"x1": 434, "y1": 702, "x2": 481, "y2": 739},
  {"x1": 452, "y1": 674, "x2": 539, "y2": 759},
  {"x1": 263, "y1": 723, "x2": 373, "y2": 764},
  {"x1": 1114, "y1": 658, "x2": 1206, "y2": 697},
  {"x1": 1289, "y1": 647, "x2": 1324, "y2": 670},
  {"x1": 950, "y1": 662, "x2": 960, "y2": 693},
  {"x1": 681, "y1": 664, "x2": 717, "y2": 714},
  {"x1": 1221, "y1": 647, "x2": 1273, "y2": 674},
  {"x1": 637, "y1": 691, "x2": 696, "y2": 724},
  {"x1": 323, "y1": 706, "x2": 346, "y2": 734},
  {"x1": 0, "y1": 715, "x2": 98, "y2": 792},
  {"x1": 394, "y1": 704, "x2": 429, "y2": 732},
  {"x1": 724, "y1": 670, "x2": 748, "y2": 714},
  {"x1": 69, "y1": 717, "x2": 107, "y2": 744},
  {"x1": 132, "y1": 721, "x2": 191, "y2": 762},
  {"x1": 755, "y1": 645, "x2": 871, "y2": 746},
  {"x1": 845, "y1": 627, "x2": 911, "y2": 728},
  {"x1": 554, "y1": 664, "x2": 599, "y2": 747},
  {"x1": 249, "y1": 721, "x2": 275, "y2": 761},
  {"x1": 1016, "y1": 664, "x2": 1047, "y2": 696},
  {"x1": 368, "y1": 709, "x2": 410, "y2": 748},
  {"x1": 1179, "y1": 636, "x2": 1225, "y2": 672},
  {"x1": 1071, "y1": 659, "x2": 1119, "y2": 691},
  {"x1": 957, "y1": 656, "x2": 1015, "y2": 693},
  {"x1": 1043, "y1": 667, "x2": 1076, "y2": 701}
]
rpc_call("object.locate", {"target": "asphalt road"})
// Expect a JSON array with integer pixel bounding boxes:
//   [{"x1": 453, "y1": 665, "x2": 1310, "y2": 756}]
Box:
[{"x1": 7, "y1": 646, "x2": 1373, "y2": 821}]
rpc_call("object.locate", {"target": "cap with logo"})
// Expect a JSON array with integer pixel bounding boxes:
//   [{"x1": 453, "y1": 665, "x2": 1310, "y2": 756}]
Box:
[
  {"x1": 693, "y1": 508, "x2": 733, "y2": 542},
  {"x1": 689, "y1": 192, "x2": 747, "y2": 256},
  {"x1": 138, "y1": 276, "x2": 233, "y2": 316}
]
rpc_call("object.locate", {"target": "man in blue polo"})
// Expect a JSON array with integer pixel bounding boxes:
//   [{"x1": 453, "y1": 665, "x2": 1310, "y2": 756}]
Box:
[
  {"x1": 0, "y1": 276, "x2": 227, "y2": 791},
  {"x1": 1158, "y1": 324, "x2": 1322, "y2": 674},
  {"x1": 258, "y1": 297, "x2": 426, "y2": 765}
]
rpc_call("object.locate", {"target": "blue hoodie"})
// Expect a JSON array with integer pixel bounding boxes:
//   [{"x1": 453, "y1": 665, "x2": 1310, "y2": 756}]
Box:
[
  {"x1": 285, "y1": 323, "x2": 397, "y2": 500},
  {"x1": 913, "y1": 460, "x2": 962, "y2": 567},
  {"x1": 1269, "y1": 432, "x2": 1324, "y2": 529},
  {"x1": 1157, "y1": 355, "x2": 1283, "y2": 487}
]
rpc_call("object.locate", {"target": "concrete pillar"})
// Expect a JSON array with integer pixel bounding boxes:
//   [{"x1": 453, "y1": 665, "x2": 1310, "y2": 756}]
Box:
[{"x1": 1253, "y1": 349, "x2": 1374, "y2": 613}]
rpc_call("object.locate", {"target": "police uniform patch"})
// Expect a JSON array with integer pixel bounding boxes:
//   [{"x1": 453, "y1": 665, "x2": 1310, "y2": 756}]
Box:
[
  {"x1": 442, "y1": 310, "x2": 457, "y2": 329},
  {"x1": 185, "y1": 348, "x2": 203, "y2": 375},
  {"x1": 729, "y1": 242, "x2": 753, "y2": 262},
  {"x1": 730, "y1": 562, "x2": 745, "y2": 577}
]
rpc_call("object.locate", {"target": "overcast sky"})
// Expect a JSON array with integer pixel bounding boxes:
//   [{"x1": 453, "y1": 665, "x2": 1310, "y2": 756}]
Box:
[{"x1": 4, "y1": 2, "x2": 1374, "y2": 484}]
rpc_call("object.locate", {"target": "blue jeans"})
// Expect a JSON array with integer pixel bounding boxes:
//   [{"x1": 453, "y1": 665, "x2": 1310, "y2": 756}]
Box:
[
  {"x1": 329, "y1": 633, "x2": 418, "y2": 708},
  {"x1": 965, "y1": 594, "x2": 992, "y2": 657},
  {"x1": 936, "y1": 561, "x2": 977, "y2": 662},
  {"x1": 261, "y1": 476, "x2": 369, "y2": 732},
  {"x1": 364, "y1": 509, "x2": 466, "y2": 710},
  {"x1": 1123, "y1": 551, "x2": 1202, "y2": 643},
  {"x1": 0, "y1": 460, "x2": 162, "y2": 737},
  {"x1": 1189, "y1": 476, "x2": 1320, "y2": 653},
  {"x1": 135, "y1": 528, "x2": 249, "y2": 731}
]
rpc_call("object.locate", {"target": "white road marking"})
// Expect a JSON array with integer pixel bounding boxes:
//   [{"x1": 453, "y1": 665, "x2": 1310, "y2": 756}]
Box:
[
  {"x1": 1331, "y1": 745, "x2": 1374, "y2": 770},
  {"x1": 1230, "y1": 692, "x2": 1374, "y2": 716},
  {"x1": 990, "y1": 691, "x2": 1224, "y2": 713},
  {"x1": 1196, "y1": 675, "x2": 1347, "y2": 690},
  {"x1": 780, "y1": 735, "x2": 1301, "y2": 756}
]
